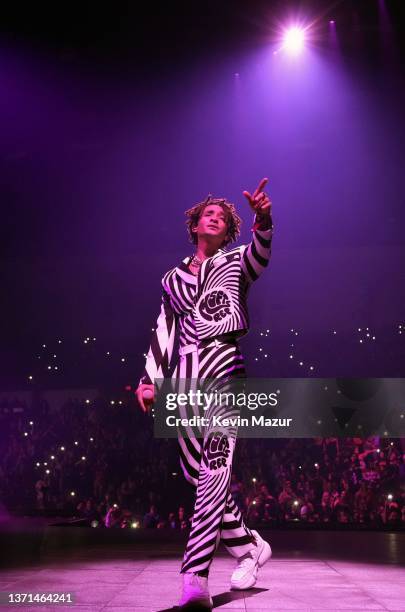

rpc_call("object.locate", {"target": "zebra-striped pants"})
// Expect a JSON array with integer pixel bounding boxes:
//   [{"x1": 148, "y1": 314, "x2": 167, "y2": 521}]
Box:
[{"x1": 172, "y1": 337, "x2": 256, "y2": 574}]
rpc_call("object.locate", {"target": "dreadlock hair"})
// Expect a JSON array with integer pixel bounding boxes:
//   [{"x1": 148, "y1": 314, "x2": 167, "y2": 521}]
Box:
[{"x1": 185, "y1": 195, "x2": 242, "y2": 248}]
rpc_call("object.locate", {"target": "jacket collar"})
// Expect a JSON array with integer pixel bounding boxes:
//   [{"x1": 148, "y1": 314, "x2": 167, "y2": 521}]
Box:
[
  {"x1": 175, "y1": 256, "x2": 197, "y2": 285},
  {"x1": 174, "y1": 248, "x2": 227, "y2": 286}
]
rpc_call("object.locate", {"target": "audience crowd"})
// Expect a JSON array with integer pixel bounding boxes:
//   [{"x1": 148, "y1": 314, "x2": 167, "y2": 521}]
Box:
[{"x1": 1, "y1": 395, "x2": 404, "y2": 530}]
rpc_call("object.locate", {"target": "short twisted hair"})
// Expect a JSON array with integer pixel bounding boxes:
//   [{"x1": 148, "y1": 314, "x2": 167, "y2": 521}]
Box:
[{"x1": 185, "y1": 195, "x2": 242, "y2": 248}]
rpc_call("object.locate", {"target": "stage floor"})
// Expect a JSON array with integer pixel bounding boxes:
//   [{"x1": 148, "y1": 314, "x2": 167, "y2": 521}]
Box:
[{"x1": 0, "y1": 526, "x2": 405, "y2": 611}]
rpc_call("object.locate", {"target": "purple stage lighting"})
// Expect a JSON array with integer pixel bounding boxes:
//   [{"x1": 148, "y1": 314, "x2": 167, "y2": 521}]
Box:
[{"x1": 283, "y1": 27, "x2": 305, "y2": 54}]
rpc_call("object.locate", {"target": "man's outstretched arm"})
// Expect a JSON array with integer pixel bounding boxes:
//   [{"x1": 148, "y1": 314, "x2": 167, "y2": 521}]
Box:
[
  {"x1": 136, "y1": 289, "x2": 177, "y2": 411},
  {"x1": 241, "y1": 177, "x2": 274, "y2": 282}
]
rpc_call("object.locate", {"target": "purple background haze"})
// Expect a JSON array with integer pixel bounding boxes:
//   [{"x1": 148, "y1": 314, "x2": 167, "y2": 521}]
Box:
[{"x1": 1, "y1": 1, "x2": 404, "y2": 386}]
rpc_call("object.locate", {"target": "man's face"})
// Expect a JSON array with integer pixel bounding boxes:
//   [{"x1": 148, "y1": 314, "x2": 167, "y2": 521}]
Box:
[{"x1": 193, "y1": 204, "x2": 228, "y2": 246}]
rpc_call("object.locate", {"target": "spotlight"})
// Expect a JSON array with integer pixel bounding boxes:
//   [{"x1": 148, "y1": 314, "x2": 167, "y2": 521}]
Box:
[{"x1": 283, "y1": 27, "x2": 306, "y2": 54}]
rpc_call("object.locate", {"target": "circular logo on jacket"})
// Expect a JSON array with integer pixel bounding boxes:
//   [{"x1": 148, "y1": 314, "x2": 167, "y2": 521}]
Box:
[{"x1": 196, "y1": 288, "x2": 233, "y2": 323}]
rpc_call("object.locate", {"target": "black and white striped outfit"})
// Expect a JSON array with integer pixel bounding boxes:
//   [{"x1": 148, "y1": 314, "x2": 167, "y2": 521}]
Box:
[{"x1": 140, "y1": 221, "x2": 273, "y2": 574}]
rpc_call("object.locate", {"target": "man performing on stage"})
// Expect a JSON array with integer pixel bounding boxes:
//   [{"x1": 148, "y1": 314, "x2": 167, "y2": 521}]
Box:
[{"x1": 136, "y1": 178, "x2": 274, "y2": 610}]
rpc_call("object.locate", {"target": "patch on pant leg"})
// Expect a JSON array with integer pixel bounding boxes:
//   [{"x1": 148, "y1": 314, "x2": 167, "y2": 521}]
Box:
[{"x1": 203, "y1": 431, "x2": 234, "y2": 472}]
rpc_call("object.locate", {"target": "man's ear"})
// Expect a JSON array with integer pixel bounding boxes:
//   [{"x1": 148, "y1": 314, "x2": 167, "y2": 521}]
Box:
[{"x1": 191, "y1": 225, "x2": 198, "y2": 234}]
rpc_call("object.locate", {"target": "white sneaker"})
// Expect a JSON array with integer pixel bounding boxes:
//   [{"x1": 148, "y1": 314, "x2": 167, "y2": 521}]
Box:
[
  {"x1": 230, "y1": 530, "x2": 272, "y2": 590},
  {"x1": 179, "y1": 572, "x2": 213, "y2": 609}
]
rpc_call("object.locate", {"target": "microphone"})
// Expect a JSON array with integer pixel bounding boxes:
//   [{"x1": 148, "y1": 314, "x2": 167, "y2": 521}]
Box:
[{"x1": 143, "y1": 389, "x2": 154, "y2": 406}]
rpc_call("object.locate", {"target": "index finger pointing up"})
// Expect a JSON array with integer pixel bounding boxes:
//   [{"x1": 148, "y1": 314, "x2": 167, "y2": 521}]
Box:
[{"x1": 253, "y1": 177, "x2": 269, "y2": 198}]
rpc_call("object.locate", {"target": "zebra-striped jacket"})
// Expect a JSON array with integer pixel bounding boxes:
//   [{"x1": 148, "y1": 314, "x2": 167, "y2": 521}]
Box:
[{"x1": 140, "y1": 223, "x2": 273, "y2": 385}]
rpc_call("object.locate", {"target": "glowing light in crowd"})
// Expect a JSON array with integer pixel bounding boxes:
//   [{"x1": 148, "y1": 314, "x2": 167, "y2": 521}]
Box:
[
  {"x1": 85, "y1": 399, "x2": 90, "y2": 404},
  {"x1": 70, "y1": 491, "x2": 75, "y2": 496},
  {"x1": 28, "y1": 375, "x2": 33, "y2": 380},
  {"x1": 91, "y1": 520, "x2": 99, "y2": 528},
  {"x1": 89, "y1": 437, "x2": 94, "y2": 442},
  {"x1": 252, "y1": 477, "x2": 257, "y2": 483},
  {"x1": 74, "y1": 441, "x2": 79, "y2": 446},
  {"x1": 282, "y1": 27, "x2": 306, "y2": 54},
  {"x1": 131, "y1": 521, "x2": 139, "y2": 528},
  {"x1": 23, "y1": 432, "x2": 28, "y2": 437},
  {"x1": 50, "y1": 455, "x2": 55, "y2": 460},
  {"x1": 36, "y1": 462, "x2": 40, "y2": 467},
  {"x1": 45, "y1": 469, "x2": 50, "y2": 474},
  {"x1": 81, "y1": 456, "x2": 86, "y2": 461},
  {"x1": 29, "y1": 421, "x2": 33, "y2": 425},
  {"x1": 293, "y1": 500, "x2": 299, "y2": 506},
  {"x1": 60, "y1": 446, "x2": 65, "y2": 451},
  {"x1": 387, "y1": 494, "x2": 393, "y2": 501}
]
